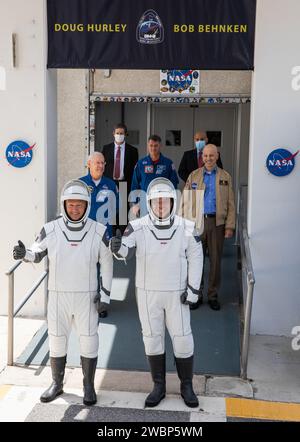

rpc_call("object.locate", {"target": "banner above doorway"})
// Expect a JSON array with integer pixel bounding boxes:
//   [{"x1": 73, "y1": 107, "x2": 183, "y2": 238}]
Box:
[{"x1": 47, "y1": 0, "x2": 257, "y2": 70}]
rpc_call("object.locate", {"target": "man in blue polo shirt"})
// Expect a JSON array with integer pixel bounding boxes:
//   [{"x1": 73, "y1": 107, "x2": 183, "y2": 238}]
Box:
[
  {"x1": 80, "y1": 151, "x2": 118, "y2": 318},
  {"x1": 130, "y1": 134, "x2": 179, "y2": 216},
  {"x1": 80, "y1": 152, "x2": 119, "y2": 238}
]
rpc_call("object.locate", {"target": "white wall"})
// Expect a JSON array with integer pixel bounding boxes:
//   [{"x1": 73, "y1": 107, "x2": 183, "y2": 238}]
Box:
[
  {"x1": 248, "y1": 0, "x2": 300, "y2": 335},
  {"x1": 0, "y1": 0, "x2": 57, "y2": 317}
]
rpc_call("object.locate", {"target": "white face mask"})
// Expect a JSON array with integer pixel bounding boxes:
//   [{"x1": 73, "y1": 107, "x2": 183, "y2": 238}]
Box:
[{"x1": 114, "y1": 134, "x2": 125, "y2": 144}]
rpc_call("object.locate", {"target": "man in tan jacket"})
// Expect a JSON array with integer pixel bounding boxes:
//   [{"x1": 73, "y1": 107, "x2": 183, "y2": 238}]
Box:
[{"x1": 181, "y1": 144, "x2": 235, "y2": 310}]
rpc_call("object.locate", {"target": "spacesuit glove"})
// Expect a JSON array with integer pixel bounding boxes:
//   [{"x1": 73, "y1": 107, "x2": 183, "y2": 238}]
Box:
[
  {"x1": 110, "y1": 229, "x2": 122, "y2": 254},
  {"x1": 98, "y1": 301, "x2": 109, "y2": 314},
  {"x1": 180, "y1": 287, "x2": 199, "y2": 305},
  {"x1": 13, "y1": 240, "x2": 26, "y2": 260},
  {"x1": 93, "y1": 292, "x2": 109, "y2": 314}
]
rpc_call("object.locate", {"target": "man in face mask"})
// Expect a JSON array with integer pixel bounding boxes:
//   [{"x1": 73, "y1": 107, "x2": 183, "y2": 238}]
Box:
[
  {"x1": 178, "y1": 131, "x2": 223, "y2": 183},
  {"x1": 101, "y1": 123, "x2": 139, "y2": 234}
]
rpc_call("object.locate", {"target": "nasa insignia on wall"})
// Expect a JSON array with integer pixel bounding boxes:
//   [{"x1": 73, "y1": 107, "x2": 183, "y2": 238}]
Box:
[
  {"x1": 160, "y1": 70, "x2": 200, "y2": 95},
  {"x1": 5, "y1": 140, "x2": 36, "y2": 168},
  {"x1": 266, "y1": 148, "x2": 299, "y2": 177}
]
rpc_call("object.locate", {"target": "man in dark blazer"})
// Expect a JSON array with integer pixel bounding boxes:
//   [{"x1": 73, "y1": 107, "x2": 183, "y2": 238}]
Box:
[
  {"x1": 101, "y1": 123, "x2": 139, "y2": 233},
  {"x1": 178, "y1": 131, "x2": 223, "y2": 183}
]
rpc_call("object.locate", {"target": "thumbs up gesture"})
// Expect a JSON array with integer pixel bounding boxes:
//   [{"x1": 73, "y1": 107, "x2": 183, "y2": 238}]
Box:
[
  {"x1": 13, "y1": 240, "x2": 26, "y2": 260},
  {"x1": 110, "y1": 229, "x2": 122, "y2": 254}
]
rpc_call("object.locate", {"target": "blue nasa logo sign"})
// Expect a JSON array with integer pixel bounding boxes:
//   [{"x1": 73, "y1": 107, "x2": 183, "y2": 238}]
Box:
[
  {"x1": 136, "y1": 9, "x2": 164, "y2": 44},
  {"x1": 266, "y1": 148, "x2": 299, "y2": 177},
  {"x1": 5, "y1": 140, "x2": 36, "y2": 168},
  {"x1": 167, "y1": 70, "x2": 194, "y2": 93}
]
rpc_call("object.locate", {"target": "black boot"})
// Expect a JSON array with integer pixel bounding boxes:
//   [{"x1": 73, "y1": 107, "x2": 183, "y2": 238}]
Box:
[
  {"x1": 40, "y1": 356, "x2": 66, "y2": 403},
  {"x1": 81, "y1": 356, "x2": 98, "y2": 406},
  {"x1": 175, "y1": 355, "x2": 199, "y2": 408},
  {"x1": 145, "y1": 353, "x2": 166, "y2": 407}
]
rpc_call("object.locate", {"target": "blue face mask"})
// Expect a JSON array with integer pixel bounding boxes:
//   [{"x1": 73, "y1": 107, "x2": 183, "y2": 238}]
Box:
[{"x1": 195, "y1": 140, "x2": 206, "y2": 150}]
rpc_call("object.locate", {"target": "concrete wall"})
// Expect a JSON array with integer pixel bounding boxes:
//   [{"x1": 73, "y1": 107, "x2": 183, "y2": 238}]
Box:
[
  {"x1": 94, "y1": 70, "x2": 252, "y2": 95},
  {"x1": 0, "y1": 0, "x2": 56, "y2": 317},
  {"x1": 248, "y1": 0, "x2": 300, "y2": 335},
  {"x1": 57, "y1": 70, "x2": 87, "y2": 205},
  {"x1": 239, "y1": 102, "x2": 251, "y2": 187}
]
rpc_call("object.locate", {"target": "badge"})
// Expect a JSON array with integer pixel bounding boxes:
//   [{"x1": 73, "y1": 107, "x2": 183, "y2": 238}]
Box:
[
  {"x1": 145, "y1": 165, "x2": 154, "y2": 173},
  {"x1": 156, "y1": 164, "x2": 166, "y2": 174},
  {"x1": 96, "y1": 190, "x2": 109, "y2": 203}
]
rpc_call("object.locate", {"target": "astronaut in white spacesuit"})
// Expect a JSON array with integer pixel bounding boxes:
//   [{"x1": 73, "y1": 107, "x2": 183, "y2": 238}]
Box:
[
  {"x1": 111, "y1": 178, "x2": 203, "y2": 408},
  {"x1": 13, "y1": 180, "x2": 113, "y2": 406}
]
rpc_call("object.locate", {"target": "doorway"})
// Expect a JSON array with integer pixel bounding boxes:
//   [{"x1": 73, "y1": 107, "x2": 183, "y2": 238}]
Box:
[
  {"x1": 94, "y1": 101, "x2": 250, "y2": 191},
  {"x1": 152, "y1": 103, "x2": 237, "y2": 187},
  {"x1": 87, "y1": 99, "x2": 251, "y2": 375}
]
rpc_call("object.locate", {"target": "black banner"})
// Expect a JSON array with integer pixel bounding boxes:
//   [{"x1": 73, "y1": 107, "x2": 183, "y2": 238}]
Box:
[{"x1": 47, "y1": 0, "x2": 256, "y2": 70}]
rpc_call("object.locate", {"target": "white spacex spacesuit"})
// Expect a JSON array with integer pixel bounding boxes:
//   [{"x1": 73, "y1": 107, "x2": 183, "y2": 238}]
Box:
[
  {"x1": 13, "y1": 179, "x2": 113, "y2": 405},
  {"x1": 111, "y1": 177, "x2": 203, "y2": 408},
  {"x1": 118, "y1": 213, "x2": 202, "y2": 358}
]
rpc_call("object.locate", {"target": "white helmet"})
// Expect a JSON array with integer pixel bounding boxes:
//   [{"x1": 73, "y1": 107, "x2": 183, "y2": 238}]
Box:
[
  {"x1": 146, "y1": 178, "x2": 177, "y2": 226},
  {"x1": 60, "y1": 179, "x2": 91, "y2": 228}
]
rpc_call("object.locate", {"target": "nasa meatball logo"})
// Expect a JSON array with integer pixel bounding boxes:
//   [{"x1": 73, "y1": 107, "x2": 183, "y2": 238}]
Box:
[
  {"x1": 136, "y1": 9, "x2": 164, "y2": 44},
  {"x1": 266, "y1": 148, "x2": 299, "y2": 177},
  {"x1": 167, "y1": 70, "x2": 194, "y2": 93},
  {"x1": 5, "y1": 140, "x2": 36, "y2": 168}
]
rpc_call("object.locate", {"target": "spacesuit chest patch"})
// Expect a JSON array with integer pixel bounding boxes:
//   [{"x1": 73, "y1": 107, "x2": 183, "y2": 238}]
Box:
[
  {"x1": 96, "y1": 190, "x2": 109, "y2": 203},
  {"x1": 145, "y1": 165, "x2": 154, "y2": 173},
  {"x1": 156, "y1": 165, "x2": 166, "y2": 174}
]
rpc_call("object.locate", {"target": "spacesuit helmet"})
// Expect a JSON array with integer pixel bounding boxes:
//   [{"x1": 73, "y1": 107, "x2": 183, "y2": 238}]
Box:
[
  {"x1": 60, "y1": 179, "x2": 91, "y2": 227},
  {"x1": 146, "y1": 177, "x2": 177, "y2": 226}
]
